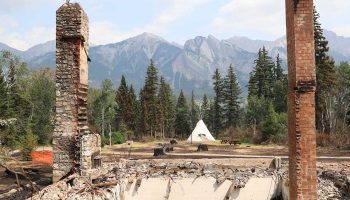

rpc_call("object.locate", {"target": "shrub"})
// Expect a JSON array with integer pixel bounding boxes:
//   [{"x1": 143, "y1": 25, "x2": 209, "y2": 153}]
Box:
[
  {"x1": 19, "y1": 128, "x2": 38, "y2": 160},
  {"x1": 221, "y1": 127, "x2": 244, "y2": 141},
  {"x1": 317, "y1": 133, "x2": 350, "y2": 148},
  {"x1": 111, "y1": 132, "x2": 126, "y2": 144},
  {"x1": 260, "y1": 106, "x2": 288, "y2": 144},
  {"x1": 240, "y1": 137, "x2": 254, "y2": 144}
]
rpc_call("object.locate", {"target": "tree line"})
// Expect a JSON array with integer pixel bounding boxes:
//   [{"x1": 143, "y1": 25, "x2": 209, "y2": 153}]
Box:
[
  {"x1": 0, "y1": 7, "x2": 349, "y2": 150},
  {"x1": 88, "y1": 60, "x2": 242, "y2": 143},
  {"x1": 0, "y1": 51, "x2": 55, "y2": 157},
  {"x1": 240, "y1": 8, "x2": 350, "y2": 145}
]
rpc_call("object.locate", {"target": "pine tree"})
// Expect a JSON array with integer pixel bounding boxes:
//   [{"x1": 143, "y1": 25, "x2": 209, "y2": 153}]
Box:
[
  {"x1": 212, "y1": 68, "x2": 224, "y2": 137},
  {"x1": 175, "y1": 90, "x2": 190, "y2": 138},
  {"x1": 201, "y1": 94, "x2": 210, "y2": 125},
  {"x1": 248, "y1": 47, "x2": 275, "y2": 99},
  {"x1": 190, "y1": 91, "x2": 199, "y2": 130},
  {"x1": 272, "y1": 55, "x2": 288, "y2": 113},
  {"x1": 0, "y1": 65, "x2": 7, "y2": 118},
  {"x1": 157, "y1": 79, "x2": 166, "y2": 137},
  {"x1": 248, "y1": 70, "x2": 258, "y2": 98},
  {"x1": 314, "y1": 7, "x2": 337, "y2": 133},
  {"x1": 272, "y1": 77, "x2": 288, "y2": 113},
  {"x1": 208, "y1": 99, "x2": 215, "y2": 132},
  {"x1": 223, "y1": 64, "x2": 241, "y2": 128},
  {"x1": 138, "y1": 88, "x2": 146, "y2": 138},
  {"x1": 259, "y1": 47, "x2": 275, "y2": 98},
  {"x1": 6, "y1": 53, "x2": 19, "y2": 117},
  {"x1": 127, "y1": 85, "x2": 137, "y2": 132},
  {"x1": 116, "y1": 75, "x2": 129, "y2": 128},
  {"x1": 0, "y1": 51, "x2": 30, "y2": 142},
  {"x1": 158, "y1": 77, "x2": 175, "y2": 137},
  {"x1": 274, "y1": 54, "x2": 284, "y2": 81},
  {"x1": 29, "y1": 71, "x2": 55, "y2": 144},
  {"x1": 140, "y1": 59, "x2": 160, "y2": 137}
]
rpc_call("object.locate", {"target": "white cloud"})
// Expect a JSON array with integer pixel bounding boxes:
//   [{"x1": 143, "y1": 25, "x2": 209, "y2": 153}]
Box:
[
  {"x1": 315, "y1": 0, "x2": 350, "y2": 17},
  {"x1": 0, "y1": 17, "x2": 18, "y2": 34},
  {"x1": 314, "y1": 0, "x2": 350, "y2": 37},
  {"x1": 211, "y1": 0, "x2": 285, "y2": 39},
  {"x1": 0, "y1": 0, "x2": 56, "y2": 13},
  {"x1": 211, "y1": 0, "x2": 350, "y2": 39},
  {"x1": 152, "y1": 0, "x2": 209, "y2": 26},
  {"x1": 332, "y1": 26, "x2": 350, "y2": 38},
  {"x1": 90, "y1": 22, "x2": 136, "y2": 45},
  {"x1": 90, "y1": 0, "x2": 210, "y2": 45},
  {"x1": 0, "y1": 26, "x2": 54, "y2": 50}
]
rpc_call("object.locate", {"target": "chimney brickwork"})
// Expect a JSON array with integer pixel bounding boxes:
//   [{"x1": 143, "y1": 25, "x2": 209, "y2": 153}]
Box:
[
  {"x1": 285, "y1": 0, "x2": 317, "y2": 199},
  {"x1": 53, "y1": 3, "x2": 100, "y2": 182}
]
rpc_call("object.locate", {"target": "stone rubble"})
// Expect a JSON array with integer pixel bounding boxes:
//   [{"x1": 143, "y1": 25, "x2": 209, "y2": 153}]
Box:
[{"x1": 27, "y1": 159, "x2": 349, "y2": 200}]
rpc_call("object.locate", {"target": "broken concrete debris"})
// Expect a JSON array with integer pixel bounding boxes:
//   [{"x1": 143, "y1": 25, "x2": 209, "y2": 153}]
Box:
[{"x1": 29, "y1": 159, "x2": 350, "y2": 200}]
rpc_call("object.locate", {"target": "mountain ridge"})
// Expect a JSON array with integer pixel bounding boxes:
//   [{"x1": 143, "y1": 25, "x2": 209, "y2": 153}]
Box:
[{"x1": 1, "y1": 30, "x2": 349, "y2": 96}]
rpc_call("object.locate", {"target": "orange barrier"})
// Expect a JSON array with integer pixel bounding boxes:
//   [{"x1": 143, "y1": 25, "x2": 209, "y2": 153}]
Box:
[{"x1": 31, "y1": 150, "x2": 53, "y2": 166}]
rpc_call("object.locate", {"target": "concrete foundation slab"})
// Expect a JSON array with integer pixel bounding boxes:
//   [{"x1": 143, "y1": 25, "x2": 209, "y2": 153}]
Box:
[{"x1": 122, "y1": 177, "x2": 279, "y2": 200}]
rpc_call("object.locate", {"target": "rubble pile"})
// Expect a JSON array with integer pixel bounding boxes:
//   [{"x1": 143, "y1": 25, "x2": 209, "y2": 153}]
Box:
[
  {"x1": 27, "y1": 159, "x2": 350, "y2": 200},
  {"x1": 317, "y1": 170, "x2": 350, "y2": 200},
  {"x1": 31, "y1": 159, "x2": 284, "y2": 200}
]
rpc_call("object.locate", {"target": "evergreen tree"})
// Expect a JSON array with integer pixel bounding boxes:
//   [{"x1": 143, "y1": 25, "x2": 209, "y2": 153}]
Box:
[
  {"x1": 201, "y1": 94, "x2": 210, "y2": 125},
  {"x1": 29, "y1": 70, "x2": 55, "y2": 144},
  {"x1": 0, "y1": 51, "x2": 30, "y2": 144},
  {"x1": 272, "y1": 55, "x2": 288, "y2": 113},
  {"x1": 248, "y1": 70, "x2": 258, "y2": 98},
  {"x1": 157, "y1": 78, "x2": 166, "y2": 138},
  {"x1": 138, "y1": 88, "x2": 146, "y2": 138},
  {"x1": 248, "y1": 47, "x2": 275, "y2": 99},
  {"x1": 141, "y1": 59, "x2": 160, "y2": 137},
  {"x1": 274, "y1": 54, "x2": 284, "y2": 81},
  {"x1": 0, "y1": 65, "x2": 7, "y2": 118},
  {"x1": 272, "y1": 77, "x2": 288, "y2": 113},
  {"x1": 190, "y1": 90, "x2": 199, "y2": 130},
  {"x1": 158, "y1": 77, "x2": 175, "y2": 137},
  {"x1": 248, "y1": 49, "x2": 262, "y2": 98},
  {"x1": 128, "y1": 85, "x2": 137, "y2": 132},
  {"x1": 116, "y1": 75, "x2": 129, "y2": 127},
  {"x1": 208, "y1": 100, "x2": 215, "y2": 132},
  {"x1": 175, "y1": 90, "x2": 190, "y2": 138},
  {"x1": 314, "y1": 7, "x2": 337, "y2": 133},
  {"x1": 94, "y1": 79, "x2": 116, "y2": 140},
  {"x1": 335, "y1": 62, "x2": 350, "y2": 130},
  {"x1": 223, "y1": 64, "x2": 241, "y2": 128},
  {"x1": 116, "y1": 75, "x2": 137, "y2": 133},
  {"x1": 212, "y1": 68, "x2": 224, "y2": 136}
]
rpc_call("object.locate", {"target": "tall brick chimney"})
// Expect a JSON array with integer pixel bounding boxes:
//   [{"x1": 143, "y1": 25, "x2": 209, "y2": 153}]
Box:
[
  {"x1": 53, "y1": 2, "x2": 91, "y2": 182},
  {"x1": 285, "y1": 0, "x2": 317, "y2": 199}
]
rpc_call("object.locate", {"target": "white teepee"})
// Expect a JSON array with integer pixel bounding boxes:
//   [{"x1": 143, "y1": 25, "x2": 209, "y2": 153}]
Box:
[{"x1": 187, "y1": 120, "x2": 215, "y2": 142}]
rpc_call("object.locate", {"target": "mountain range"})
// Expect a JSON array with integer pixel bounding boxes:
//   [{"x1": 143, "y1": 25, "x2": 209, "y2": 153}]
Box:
[{"x1": 1, "y1": 30, "x2": 349, "y2": 96}]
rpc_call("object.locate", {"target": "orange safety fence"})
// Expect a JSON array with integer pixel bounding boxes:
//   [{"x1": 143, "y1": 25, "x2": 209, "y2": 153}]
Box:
[{"x1": 31, "y1": 150, "x2": 53, "y2": 166}]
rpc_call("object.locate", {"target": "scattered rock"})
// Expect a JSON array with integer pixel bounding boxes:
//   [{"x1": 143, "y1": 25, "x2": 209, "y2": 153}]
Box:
[
  {"x1": 170, "y1": 139, "x2": 177, "y2": 145},
  {"x1": 153, "y1": 148, "x2": 165, "y2": 157},
  {"x1": 197, "y1": 144, "x2": 208, "y2": 151},
  {"x1": 269, "y1": 157, "x2": 282, "y2": 170}
]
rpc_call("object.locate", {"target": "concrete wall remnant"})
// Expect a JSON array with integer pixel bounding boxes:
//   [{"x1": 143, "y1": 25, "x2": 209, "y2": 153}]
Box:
[{"x1": 285, "y1": 0, "x2": 317, "y2": 199}]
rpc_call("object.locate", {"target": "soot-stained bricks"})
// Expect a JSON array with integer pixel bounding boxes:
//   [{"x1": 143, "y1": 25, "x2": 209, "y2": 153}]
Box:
[
  {"x1": 53, "y1": 2, "x2": 100, "y2": 182},
  {"x1": 286, "y1": 0, "x2": 317, "y2": 199}
]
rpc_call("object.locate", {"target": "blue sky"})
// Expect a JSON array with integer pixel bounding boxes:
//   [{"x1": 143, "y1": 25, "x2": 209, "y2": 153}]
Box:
[{"x1": 0, "y1": 0, "x2": 349, "y2": 50}]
